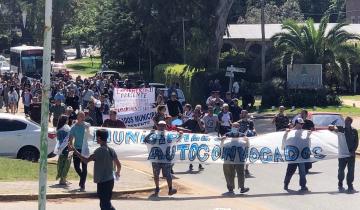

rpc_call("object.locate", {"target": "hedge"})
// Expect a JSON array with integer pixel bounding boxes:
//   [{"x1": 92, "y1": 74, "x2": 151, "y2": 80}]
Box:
[{"x1": 153, "y1": 64, "x2": 229, "y2": 105}]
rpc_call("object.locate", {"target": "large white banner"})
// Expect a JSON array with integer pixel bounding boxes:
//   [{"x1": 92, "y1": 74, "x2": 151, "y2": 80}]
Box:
[
  {"x1": 86, "y1": 128, "x2": 350, "y2": 164},
  {"x1": 114, "y1": 88, "x2": 155, "y2": 113}
]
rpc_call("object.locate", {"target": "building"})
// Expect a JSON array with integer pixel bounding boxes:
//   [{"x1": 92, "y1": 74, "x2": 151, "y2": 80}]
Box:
[
  {"x1": 346, "y1": 0, "x2": 360, "y2": 23},
  {"x1": 223, "y1": 23, "x2": 360, "y2": 52}
]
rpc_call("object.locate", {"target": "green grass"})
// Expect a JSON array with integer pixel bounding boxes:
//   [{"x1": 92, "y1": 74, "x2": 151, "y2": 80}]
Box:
[
  {"x1": 66, "y1": 57, "x2": 101, "y2": 76},
  {"x1": 340, "y1": 95, "x2": 360, "y2": 101},
  {"x1": 257, "y1": 105, "x2": 360, "y2": 117},
  {"x1": 0, "y1": 157, "x2": 80, "y2": 181}
]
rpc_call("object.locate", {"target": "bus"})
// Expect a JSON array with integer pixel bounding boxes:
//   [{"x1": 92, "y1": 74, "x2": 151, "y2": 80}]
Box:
[{"x1": 10, "y1": 45, "x2": 43, "y2": 79}]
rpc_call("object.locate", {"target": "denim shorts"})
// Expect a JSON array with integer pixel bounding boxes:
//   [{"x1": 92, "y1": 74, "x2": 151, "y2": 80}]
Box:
[{"x1": 152, "y1": 162, "x2": 172, "y2": 178}]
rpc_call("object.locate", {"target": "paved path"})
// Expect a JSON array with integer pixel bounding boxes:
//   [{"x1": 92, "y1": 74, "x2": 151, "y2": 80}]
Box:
[{"x1": 0, "y1": 162, "x2": 158, "y2": 197}]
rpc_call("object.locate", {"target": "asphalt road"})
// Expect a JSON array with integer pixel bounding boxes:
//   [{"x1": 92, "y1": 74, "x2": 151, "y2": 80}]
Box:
[
  {"x1": 2, "y1": 118, "x2": 360, "y2": 210},
  {"x1": 170, "y1": 118, "x2": 360, "y2": 210}
]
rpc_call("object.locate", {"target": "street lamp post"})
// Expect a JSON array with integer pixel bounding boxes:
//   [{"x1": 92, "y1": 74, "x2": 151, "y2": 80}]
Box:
[
  {"x1": 261, "y1": 0, "x2": 266, "y2": 82},
  {"x1": 173, "y1": 17, "x2": 189, "y2": 64},
  {"x1": 182, "y1": 17, "x2": 186, "y2": 64}
]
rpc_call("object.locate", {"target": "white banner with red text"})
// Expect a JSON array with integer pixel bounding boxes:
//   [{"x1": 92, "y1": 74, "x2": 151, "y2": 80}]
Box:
[{"x1": 113, "y1": 88, "x2": 155, "y2": 113}]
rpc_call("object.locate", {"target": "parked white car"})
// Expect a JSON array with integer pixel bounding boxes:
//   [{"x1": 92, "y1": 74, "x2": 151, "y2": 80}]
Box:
[{"x1": 0, "y1": 113, "x2": 57, "y2": 161}]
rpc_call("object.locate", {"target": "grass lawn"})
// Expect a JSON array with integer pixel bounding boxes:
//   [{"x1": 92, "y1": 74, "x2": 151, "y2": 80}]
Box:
[
  {"x1": 340, "y1": 95, "x2": 360, "y2": 101},
  {"x1": 0, "y1": 157, "x2": 79, "y2": 181},
  {"x1": 258, "y1": 105, "x2": 360, "y2": 117},
  {"x1": 66, "y1": 56, "x2": 101, "y2": 76}
]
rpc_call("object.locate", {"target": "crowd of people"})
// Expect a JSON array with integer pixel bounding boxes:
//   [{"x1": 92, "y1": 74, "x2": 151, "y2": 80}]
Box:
[{"x1": 0, "y1": 71, "x2": 358, "y2": 209}]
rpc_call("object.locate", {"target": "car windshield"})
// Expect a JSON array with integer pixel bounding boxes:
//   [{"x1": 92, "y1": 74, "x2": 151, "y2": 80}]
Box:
[{"x1": 312, "y1": 114, "x2": 345, "y2": 127}]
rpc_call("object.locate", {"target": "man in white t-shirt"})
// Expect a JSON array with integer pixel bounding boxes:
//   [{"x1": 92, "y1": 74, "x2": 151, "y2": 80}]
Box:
[{"x1": 202, "y1": 106, "x2": 219, "y2": 133}]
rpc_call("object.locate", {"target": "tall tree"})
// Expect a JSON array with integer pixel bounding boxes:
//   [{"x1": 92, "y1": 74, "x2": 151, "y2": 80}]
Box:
[
  {"x1": 64, "y1": 0, "x2": 99, "y2": 58},
  {"x1": 53, "y1": 0, "x2": 76, "y2": 62},
  {"x1": 207, "y1": 0, "x2": 234, "y2": 70},
  {"x1": 272, "y1": 15, "x2": 360, "y2": 87},
  {"x1": 298, "y1": 0, "x2": 331, "y2": 22},
  {"x1": 239, "y1": 0, "x2": 304, "y2": 24}
]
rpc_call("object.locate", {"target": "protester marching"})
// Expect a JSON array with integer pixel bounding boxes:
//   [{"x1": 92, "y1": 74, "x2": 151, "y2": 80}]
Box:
[{"x1": 0, "y1": 70, "x2": 358, "y2": 210}]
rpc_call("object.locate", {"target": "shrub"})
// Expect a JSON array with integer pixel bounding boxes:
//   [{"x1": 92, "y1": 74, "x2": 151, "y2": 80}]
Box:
[
  {"x1": 153, "y1": 64, "x2": 205, "y2": 104},
  {"x1": 154, "y1": 64, "x2": 235, "y2": 105},
  {"x1": 261, "y1": 78, "x2": 342, "y2": 107}
]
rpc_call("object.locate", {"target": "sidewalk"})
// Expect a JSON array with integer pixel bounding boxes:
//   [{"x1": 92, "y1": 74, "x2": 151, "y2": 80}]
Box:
[{"x1": 0, "y1": 162, "x2": 163, "y2": 201}]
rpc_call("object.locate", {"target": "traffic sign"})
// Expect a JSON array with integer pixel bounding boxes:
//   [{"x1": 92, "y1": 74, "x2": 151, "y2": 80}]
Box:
[
  {"x1": 225, "y1": 71, "x2": 234, "y2": 77},
  {"x1": 226, "y1": 65, "x2": 246, "y2": 73}
]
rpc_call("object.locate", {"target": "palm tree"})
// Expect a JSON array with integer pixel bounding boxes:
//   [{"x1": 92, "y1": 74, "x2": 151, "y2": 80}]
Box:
[{"x1": 272, "y1": 15, "x2": 360, "y2": 89}]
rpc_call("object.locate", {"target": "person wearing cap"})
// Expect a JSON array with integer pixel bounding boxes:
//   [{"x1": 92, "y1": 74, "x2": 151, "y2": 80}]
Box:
[
  {"x1": 54, "y1": 89, "x2": 66, "y2": 103},
  {"x1": 166, "y1": 92, "x2": 183, "y2": 118},
  {"x1": 330, "y1": 116, "x2": 358, "y2": 192},
  {"x1": 144, "y1": 120, "x2": 182, "y2": 196},
  {"x1": 283, "y1": 118, "x2": 311, "y2": 192},
  {"x1": 49, "y1": 98, "x2": 66, "y2": 127},
  {"x1": 87, "y1": 98, "x2": 103, "y2": 126},
  {"x1": 221, "y1": 122, "x2": 250, "y2": 194},
  {"x1": 69, "y1": 129, "x2": 121, "y2": 210},
  {"x1": 102, "y1": 110, "x2": 126, "y2": 128},
  {"x1": 218, "y1": 104, "x2": 233, "y2": 136},
  {"x1": 273, "y1": 106, "x2": 289, "y2": 131}
]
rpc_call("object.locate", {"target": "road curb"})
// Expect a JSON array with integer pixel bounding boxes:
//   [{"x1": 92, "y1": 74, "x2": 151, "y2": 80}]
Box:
[
  {"x1": 0, "y1": 183, "x2": 167, "y2": 202},
  {"x1": 0, "y1": 163, "x2": 166, "y2": 202}
]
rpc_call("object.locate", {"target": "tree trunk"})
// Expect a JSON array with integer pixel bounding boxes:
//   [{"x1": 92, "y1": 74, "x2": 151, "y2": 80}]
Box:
[
  {"x1": 75, "y1": 39, "x2": 82, "y2": 59},
  {"x1": 207, "y1": 0, "x2": 234, "y2": 71},
  {"x1": 53, "y1": 1, "x2": 63, "y2": 63}
]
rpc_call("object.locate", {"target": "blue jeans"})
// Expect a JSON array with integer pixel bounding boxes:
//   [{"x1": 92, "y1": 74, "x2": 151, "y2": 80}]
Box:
[{"x1": 284, "y1": 163, "x2": 307, "y2": 188}]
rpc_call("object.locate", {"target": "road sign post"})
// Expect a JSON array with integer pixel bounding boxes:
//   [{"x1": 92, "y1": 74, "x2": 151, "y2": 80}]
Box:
[
  {"x1": 226, "y1": 65, "x2": 246, "y2": 93},
  {"x1": 38, "y1": 0, "x2": 52, "y2": 209}
]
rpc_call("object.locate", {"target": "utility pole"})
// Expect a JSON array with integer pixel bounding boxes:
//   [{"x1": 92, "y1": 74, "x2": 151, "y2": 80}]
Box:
[
  {"x1": 182, "y1": 17, "x2": 186, "y2": 64},
  {"x1": 172, "y1": 17, "x2": 189, "y2": 64},
  {"x1": 261, "y1": 0, "x2": 266, "y2": 82},
  {"x1": 38, "y1": 0, "x2": 52, "y2": 209}
]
